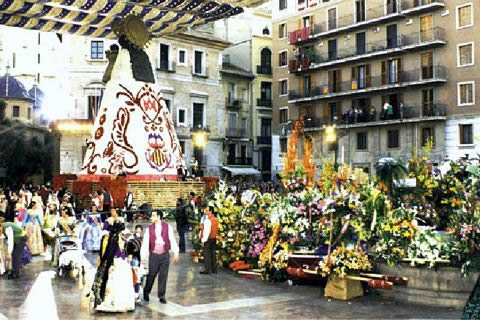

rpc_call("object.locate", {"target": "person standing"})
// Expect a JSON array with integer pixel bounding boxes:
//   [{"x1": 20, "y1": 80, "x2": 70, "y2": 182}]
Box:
[
  {"x1": 140, "y1": 211, "x2": 179, "y2": 304},
  {"x1": 199, "y1": 206, "x2": 218, "y2": 275},
  {"x1": 124, "y1": 187, "x2": 134, "y2": 223},
  {"x1": 175, "y1": 198, "x2": 188, "y2": 253},
  {"x1": 103, "y1": 188, "x2": 113, "y2": 215},
  {"x1": 0, "y1": 217, "x2": 27, "y2": 279}
]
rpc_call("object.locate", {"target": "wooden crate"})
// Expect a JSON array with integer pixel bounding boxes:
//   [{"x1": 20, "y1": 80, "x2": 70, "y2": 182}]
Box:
[{"x1": 127, "y1": 181, "x2": 205, "y2": 209}]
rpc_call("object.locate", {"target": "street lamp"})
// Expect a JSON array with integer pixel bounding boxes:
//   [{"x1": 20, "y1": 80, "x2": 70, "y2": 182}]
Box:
[
  {"x1": 324, "y1": 125, "x2": 338, "y2": 168},
  {"x1": 191, "y1": 125, "x2": 209, "y2": 177}
]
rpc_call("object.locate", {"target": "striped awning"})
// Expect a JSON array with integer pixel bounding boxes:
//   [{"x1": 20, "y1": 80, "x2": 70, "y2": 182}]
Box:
[{"x1": 0, "y1": 0, "x2": 266, "y2": 38}]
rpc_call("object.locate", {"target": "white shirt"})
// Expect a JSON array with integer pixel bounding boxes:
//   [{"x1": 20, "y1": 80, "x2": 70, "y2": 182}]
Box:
[
  {"x1": 5, "y1": 226, "x2": 14, "y2": 254},
  {"x1": 140, "y1": 221, "x2": 179, "y2": 262},
  {"x1": 201, "y1": 216, "x2": 211, "y2": 243}
]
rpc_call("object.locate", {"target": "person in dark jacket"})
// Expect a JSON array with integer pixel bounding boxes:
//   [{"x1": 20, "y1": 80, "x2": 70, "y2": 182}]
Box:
[{"x1": 175, "y1": 198, "x2": 188, "y2": 253}]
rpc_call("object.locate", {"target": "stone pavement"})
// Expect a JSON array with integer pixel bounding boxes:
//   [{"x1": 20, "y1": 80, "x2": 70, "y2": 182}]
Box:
[{"x1": 0, "y1": 251, "x2": 463, "y2": 320}]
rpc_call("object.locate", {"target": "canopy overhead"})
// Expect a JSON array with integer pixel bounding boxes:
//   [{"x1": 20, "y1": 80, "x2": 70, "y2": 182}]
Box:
[
  {"x1": 222, "y1": 166, "x2": 261, "y2": 176},
  {"x1": 0, "y1": 0, "x2": 267, "y2": 39}
]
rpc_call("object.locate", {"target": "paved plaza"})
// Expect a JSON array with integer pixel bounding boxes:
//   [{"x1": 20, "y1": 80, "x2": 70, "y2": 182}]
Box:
[{"x1": 0, "y1": 247, "x2": 462, "y2": 320}]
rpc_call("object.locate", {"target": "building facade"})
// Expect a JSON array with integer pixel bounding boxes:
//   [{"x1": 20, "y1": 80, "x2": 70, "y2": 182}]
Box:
[
  {"x1": 216, "y1": 6, "x2": 274, "y2": 180},
  {"x1": 272, "y1": 0, "x2": 480, "y2": 175}
]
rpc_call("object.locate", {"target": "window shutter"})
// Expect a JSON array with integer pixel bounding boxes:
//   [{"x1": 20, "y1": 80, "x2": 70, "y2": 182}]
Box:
[
  {"x1": 366, "y1": 64, "x2": 371, "y2": 87},
  {"x1": 351, "y1": 67, "x2": 356, "y2": 81},
  {"x1": 381, "y1": 61, "x2": 386, "y2": 85},
  {"x1": 323, "y1": 102, "x2": 329, "y2": 121},
  {"x1": 459, "y1": 125, "x2": 463, "y2": 144},
  {"x1": 328, "y1": 70, "x2": 333, "y2": 92},
  {"x1": 311, "y1": 73, "x2": 316, "y2": 92},
  {"x1": 299, "y1": 77, "x2": 304, "y2": 96},
  {"x1": 397, "y1": 58, "x2": 402, "y2": 82},
  {"x1": 337, "y1": 69, "x2": 342, "y2": 92}
]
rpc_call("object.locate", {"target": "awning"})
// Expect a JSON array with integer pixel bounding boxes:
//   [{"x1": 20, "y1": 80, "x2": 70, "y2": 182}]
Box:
[{"x1": 222, "y1": 166, "x2": 261, "y2": 176}]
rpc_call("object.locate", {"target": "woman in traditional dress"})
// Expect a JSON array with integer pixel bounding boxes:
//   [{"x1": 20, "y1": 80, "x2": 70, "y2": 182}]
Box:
[
  {"x1": 53, "y1": 208, "x2": 77, "y2": 267},
  {"x1": 31, "y1": 191, "x2": 45, "y2": 219},
  {"x1": 89, "y1": 209, "x2": 135, "y2": 312},
  {"x1": 22, "y1": 201, "x2": 44, "y2": 256},
  {"x1": 77, "y1": 205, "x2": 103, "y2": 252}
]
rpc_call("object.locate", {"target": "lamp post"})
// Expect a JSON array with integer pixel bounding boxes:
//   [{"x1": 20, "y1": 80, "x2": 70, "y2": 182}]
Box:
[
  {"x1": 191, "y1": 125, "x2": 209, "y2": 177},
  {"x1": 324, "y1": 124, "x2": 338, "y2": 168}
]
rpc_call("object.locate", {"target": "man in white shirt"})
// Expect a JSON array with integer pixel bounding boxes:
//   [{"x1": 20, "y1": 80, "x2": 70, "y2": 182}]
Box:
[{"x1": 140, "y1": 211, "x2": 179, "y2": 304}]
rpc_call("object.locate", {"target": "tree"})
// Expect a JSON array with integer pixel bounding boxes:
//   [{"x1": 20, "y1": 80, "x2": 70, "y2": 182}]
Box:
[
  {"x1": 0, "y1": 99, "x2": 6, "y2": 121},
  {"x1": 0, "y1": 121, "x2": 54, "y2": 188},
  {"x1": 375, "y1": 158, "x2": 407, "y2": 200}
]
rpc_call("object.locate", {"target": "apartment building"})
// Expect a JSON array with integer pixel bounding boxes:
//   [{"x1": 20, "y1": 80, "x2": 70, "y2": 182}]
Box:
[{"x1": 272, "y1": 0, "x2": 480, "y2": 175}]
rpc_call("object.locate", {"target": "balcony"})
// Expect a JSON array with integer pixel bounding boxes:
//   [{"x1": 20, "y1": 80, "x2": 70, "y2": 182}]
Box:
[
  {"x1": 310, "y1": 3, "x2": 403, "y2": 41},
  {"x1": 257, "y1": 98, "x2": 272, "y2": 108},
  {"x1": 227, "y1": 157, "x2": 253, "y2": 166},
  {"x1": 226, "y1": 98, "x2": 242, "y2": 109},
  {"x1": 294, "y1": 104, "x2": 446, "y2": 133},
  {"x1": 288, "y1": 1, "x2": 445, "y2": 44},
  {"x1": 289, "y1": 66, "x2": 447, "y2": 103},
  {"x1": 290, "y1": 28, "x2": 446, "y2": 73},
  {"x1": 226, "y1": 127, "x2": 247, "y2": 138},
  {"x1": 257, "y1": 136, "x2": 272, "y2": 145},
  {"x1": 401, "y1": 0, "x2": 445, "y2": 15},
  {"x1": 257, "y1": 65, "x2": 272, "y2": 75}
]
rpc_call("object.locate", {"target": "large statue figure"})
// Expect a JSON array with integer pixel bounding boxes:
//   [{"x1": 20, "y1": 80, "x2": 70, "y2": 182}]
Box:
[{"x1": 80, "y1": 16, "x2": 184, "y2": 178}]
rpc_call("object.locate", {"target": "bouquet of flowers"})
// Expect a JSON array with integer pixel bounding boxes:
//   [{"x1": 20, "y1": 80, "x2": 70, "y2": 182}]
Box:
[{"x1": 318, "y1": 244, "x2": 372, "y2": 278}]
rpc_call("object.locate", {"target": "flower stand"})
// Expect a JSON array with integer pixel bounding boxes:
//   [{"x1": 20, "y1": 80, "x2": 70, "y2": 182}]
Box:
[{"x1": 324, "y1": 276, "x2": 364, "y2": 300}]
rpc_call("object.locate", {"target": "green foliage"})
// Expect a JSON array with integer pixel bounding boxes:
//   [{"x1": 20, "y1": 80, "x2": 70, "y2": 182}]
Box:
[{"x1": 0, "y1": 122, "x2": 54, "y2": 187}]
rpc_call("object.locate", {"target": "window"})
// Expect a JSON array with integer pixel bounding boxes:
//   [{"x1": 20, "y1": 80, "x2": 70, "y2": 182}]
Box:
[
  {"x1": 303, "y1": 16, "x2": 311, "y2": 28},
  {"x1": 457, "y1": 3, "x2": 473, "y2": 29},
  {"x1": 420, "y1": 15, "x2": 433, "y2": 42},
  {"x1": 355, "y1": 0, "x2": 366, "y2": 23},
  {"x1": 85, "y1": 83, "x2": 104, "y2": 120},
  {"x1": 460, "y1": 124, "x2": 473, "y2": 145},
  {"x1": 279, "y1": 0, "x2": 287, "y2": 10},
  {"x1": 280, "y1": 108, "x2": 288, "y2": 124},
  {"x1": 229, "y1": 113, "x2": 237, "y2": 130},
  {"x1": 193, "y1": 103, "x2": 204, "y2": 128},
  {"x1": 178, "y1": 49, "x2": 187, "y2": 66},
  {"x1": 260, "y1": 48, "x2": 272, "y2": 67},
  {"x1": 279, "y1": 23, "x2": 287, "y2": 39},
  {"x1": 279, "y1": 51, "x2": 287, "y2": 67},
  {"x1": 458, "y1": 81, "x2": 475, "y2": 106},
  {"x1": 12, "y1": 105, "x2": 19, "y2": 118},
  {"x1": 37, "y1": 54, "x2": 40, "y2": 64},
  {"x1": 193, "y1": 50, "x2": 204, "y2": 75},
  {"x1": 388, "y1": 58, "x2": 400, "y2": 84},
  {"x1": 164, "y1": 99, "x2": 171, "y2": 114},
  {"x1": 387, "y1": 130, "x2": 399, "y2": 149},
  {"x1": 280, "y1": 138, "x2": 287, "y2": 153},
  {"x1": 357, "y1": 132, "x2": 367, "y2": 150},
  {"x1": 422, "y1": 89, "x2": 434, "y2": 116},
  {"x1": 458, "y1": 42, "x2": 474, "y2": 67},
  {"x1": 328, "y1": 39, "x2": 337, "y2": 60},
  {"x1": 261, "y1": 82, "x2": 272, "y2": 101},
  {"x1": 90, "y1": 40, "x2": 104, "y2": 60},
  {"x1": 261, "y1": 118, "x2": 272, "y2": 136},
  {"x1": 27, "y1": 108, "x2": 31, "y2": 120},
  {"x1": 328, "y1": 8, "x2": 337, "y2": 30},
  {"x1": 356, "y1": 32, "x2": 366, "y2": 55},
  {"x1": 228, "y1": 83, "x2": 236, "y2": 103},
  {"x1": 280, "y1": 79, "x2": 288, "y2": 96},
  {"x1": 421, "y1": 127, "x2": 435, "y2": 147},
  {"x1": 177, "y1": 108, "x2": 186, "y2": 126},
  {"x1": 242, "y1": 118, "x2": 247, "y2": 135},
  {"x1": 159, "y1": 44, "x2": 170, "y2": 71},
  {"x1": 421, "y1": 51, "x2": 433, "y2": 79},
  {"x1": 386, "y1": 24, "x2": 398, "y2": 48}
]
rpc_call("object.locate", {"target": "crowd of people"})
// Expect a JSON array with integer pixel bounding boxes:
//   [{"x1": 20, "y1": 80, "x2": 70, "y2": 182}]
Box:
[{"x1": 0, "y1": 182, "x2": 219, "y2": 312}]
